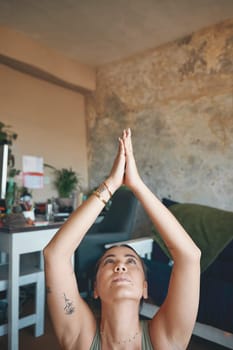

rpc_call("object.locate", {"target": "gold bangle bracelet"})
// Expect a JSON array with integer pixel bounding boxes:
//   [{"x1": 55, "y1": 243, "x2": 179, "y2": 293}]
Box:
[
  {"x1": 103, "y1": 181, "x2": 113, "y2": 198},
  {"x1": 93, "y1": 190, "x2": 108, "y2": 205}
]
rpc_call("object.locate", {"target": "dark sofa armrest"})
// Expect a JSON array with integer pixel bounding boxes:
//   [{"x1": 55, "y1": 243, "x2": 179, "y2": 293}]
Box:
[{"x1": 143, "y1": 258, "x2": 172, "y2": 306}]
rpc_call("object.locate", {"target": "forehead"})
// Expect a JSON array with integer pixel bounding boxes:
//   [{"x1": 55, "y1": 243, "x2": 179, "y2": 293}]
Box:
[{"x1": 101, "y1": 245, "x2": 139, "y2": 259}]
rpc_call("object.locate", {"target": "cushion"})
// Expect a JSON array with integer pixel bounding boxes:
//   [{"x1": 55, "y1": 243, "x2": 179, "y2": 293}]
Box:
[
  {"x1": 152, "y1": 203, "x2": 233, "y2": 271},
  {"x1": 162, "y1": 197, "x2": 179, "y2": 208}
]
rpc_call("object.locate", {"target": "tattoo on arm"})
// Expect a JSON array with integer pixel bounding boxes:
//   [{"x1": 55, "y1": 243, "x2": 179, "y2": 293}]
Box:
[
  {"x1": 46, "y1": 286, "x2": 52, "y2": 294},
  {"x1": 63, "y1": 293, "x2": 75, "y2": 315}
]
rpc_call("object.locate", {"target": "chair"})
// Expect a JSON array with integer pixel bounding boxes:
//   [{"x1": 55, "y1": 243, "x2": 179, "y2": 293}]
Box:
[
  {"x1": 0, "y1": 255, "x2": 45, "y2": 337},
  {"x1": 74, "y1": 188, "x2": 138, "y2": 295}
]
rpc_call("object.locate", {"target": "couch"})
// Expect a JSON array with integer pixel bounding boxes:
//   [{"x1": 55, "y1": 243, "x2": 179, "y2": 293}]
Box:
[{"x1": 142, "y1": 199, "x2": 233, "y2": 348}]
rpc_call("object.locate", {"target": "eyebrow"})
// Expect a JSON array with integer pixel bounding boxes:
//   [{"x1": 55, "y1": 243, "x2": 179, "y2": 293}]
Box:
[{"x1": 125, "y1": 254, "x2": 139, "y2": 260}]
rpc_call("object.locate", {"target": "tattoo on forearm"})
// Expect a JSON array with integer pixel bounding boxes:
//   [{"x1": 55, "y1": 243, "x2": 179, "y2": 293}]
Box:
[
  {"x1": 46, "y1": 286, "x2": 52, "y2": 294},
  {"x1": 63, "y1": 293, "x2": 75, "y2": 315}
]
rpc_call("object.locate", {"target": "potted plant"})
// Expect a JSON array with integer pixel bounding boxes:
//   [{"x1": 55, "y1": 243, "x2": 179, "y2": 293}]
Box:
[
  {"x1": 45, "y1": 164, "x2": 80, "y2": 210},
  {"x1": 53, "y1": 167, "x2": 80, "y2": 198},
  {"x1": 0, "y1": 122, "x2": 20, "y2": 213},
  {"x1": 0, "y1": 122, "x2": 19, "y2": 176}
]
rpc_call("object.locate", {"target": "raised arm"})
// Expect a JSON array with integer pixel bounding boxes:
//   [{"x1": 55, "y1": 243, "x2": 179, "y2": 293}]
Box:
[
  {"x1": 122, "y1": 129, "x2": 201, "y2": 349},
  {"x1": 43, "y1": 136, "x2": 126, "y2": 349}
]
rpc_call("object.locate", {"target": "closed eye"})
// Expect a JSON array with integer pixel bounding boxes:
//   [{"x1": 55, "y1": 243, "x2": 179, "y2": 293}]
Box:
[
  {"x1": 126, "y1": 257, "x2": 137, "y2": 264},
  {"x1": 103, "y1": 258, "x2": 115, "y2": 265}
]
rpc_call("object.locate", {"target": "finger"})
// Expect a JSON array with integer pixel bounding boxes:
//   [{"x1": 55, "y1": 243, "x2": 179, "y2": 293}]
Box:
[
  {"x1": 118, "y1": 137, "x2": 125, "y2": 155},
  {"x1": 121, "y1": 130, "x2": 128, "y2": 153},
  {"x1": 122, "y1": 129, "x2": 127, "y2": 141},
  {"x1": 123, "y1": 128, "x2": 133, "y2": 154},
  {"x1": 122, "y1": 128, "x2": 129, "y2": 143},
  {"x1": 126, "y1": 127, "x2": 131, "y2": 137}
]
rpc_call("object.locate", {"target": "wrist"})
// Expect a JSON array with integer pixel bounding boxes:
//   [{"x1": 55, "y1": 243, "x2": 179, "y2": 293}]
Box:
[
  {"x1": 93, "y1": 182, "x2": 112, "y2": 205},
  {"x1": 104, "y1": 177, "x2": 120, "y2": 195},
  {"x1": 127, "y1": 177, "x2": 144, "y2": 193}
]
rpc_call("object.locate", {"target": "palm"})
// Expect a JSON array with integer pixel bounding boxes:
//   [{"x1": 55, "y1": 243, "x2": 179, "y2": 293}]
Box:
[
  {"x1": 109, "y1": 139, "x2": 125, "y2": 189},
  {"x1": 123, "y1": 129, "x2": 140, "y2": 190}
]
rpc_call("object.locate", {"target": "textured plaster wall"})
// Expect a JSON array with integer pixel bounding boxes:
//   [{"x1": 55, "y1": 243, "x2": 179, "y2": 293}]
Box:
[{"x1": 86, "y1": 19, "x2": 233, "y2": 237}]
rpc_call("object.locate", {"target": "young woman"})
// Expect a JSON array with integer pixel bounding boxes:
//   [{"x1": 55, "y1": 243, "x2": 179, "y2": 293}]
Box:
[{"x1": 44, "y1": 128, "x2": 201, "y2": 350}]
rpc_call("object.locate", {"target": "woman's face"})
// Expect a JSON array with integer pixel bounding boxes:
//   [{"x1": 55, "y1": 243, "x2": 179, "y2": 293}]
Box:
[{"x1": 94, "y1": 246, "x2": 148, "y2": 302}]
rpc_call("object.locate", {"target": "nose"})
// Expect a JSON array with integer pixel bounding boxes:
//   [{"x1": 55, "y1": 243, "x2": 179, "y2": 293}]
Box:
[{"x1": 114, "y1": 263, "x2": 127, "y2": 273}]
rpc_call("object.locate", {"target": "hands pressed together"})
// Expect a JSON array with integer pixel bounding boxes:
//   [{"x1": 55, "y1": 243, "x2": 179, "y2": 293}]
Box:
[{"x1": 107, "y1": 128, "x2": 141, "y2": 193}]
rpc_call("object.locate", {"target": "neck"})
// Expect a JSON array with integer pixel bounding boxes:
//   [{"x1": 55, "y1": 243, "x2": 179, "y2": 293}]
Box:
[{"x1": 100, "y1": 300, "x2": 141, "y2": 347}]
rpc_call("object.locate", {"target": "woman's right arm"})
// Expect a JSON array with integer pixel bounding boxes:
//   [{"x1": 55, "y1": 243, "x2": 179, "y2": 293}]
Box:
[
  {"x1": 43, "y1": 195, "x2": 109, "y2": 349},
  {"x1": 43, "y1": 136, "x2": 125, "y2": 349}
]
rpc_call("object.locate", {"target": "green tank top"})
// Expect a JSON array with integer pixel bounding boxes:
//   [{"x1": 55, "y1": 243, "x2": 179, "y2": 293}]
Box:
[{"x1": 89, "y1": 320, "x2": 153, "y2": 349}]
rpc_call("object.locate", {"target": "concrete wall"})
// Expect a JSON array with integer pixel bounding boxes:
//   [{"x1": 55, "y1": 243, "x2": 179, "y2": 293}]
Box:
[{"x1": 86, "y1": 19, "x2": 233, "y2": 237}]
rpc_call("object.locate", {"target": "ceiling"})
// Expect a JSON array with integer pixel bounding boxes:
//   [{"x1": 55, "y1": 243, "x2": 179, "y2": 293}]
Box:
[{"x1": 0, "y1": 0, "x2": 233, "y2": 67}]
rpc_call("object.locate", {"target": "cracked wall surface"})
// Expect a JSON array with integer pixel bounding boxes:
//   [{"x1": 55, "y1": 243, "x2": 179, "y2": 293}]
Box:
[{"x1": 86, "y1": 19, "x2": 233, "y2": 237}]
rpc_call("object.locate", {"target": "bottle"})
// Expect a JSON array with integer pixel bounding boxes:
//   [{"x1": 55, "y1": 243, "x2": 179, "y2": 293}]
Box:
[{"x1": 46, "y1": 199, "x2": 53, "y2": 221}]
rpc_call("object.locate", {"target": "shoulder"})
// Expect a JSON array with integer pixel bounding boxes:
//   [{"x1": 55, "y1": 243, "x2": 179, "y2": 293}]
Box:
[
  {"x1": 74, "y1": 323, "x2": 98, "y2": 350},
  {"x1": 69, "y1": 301, "x2": 98, "y2": 350},
  {"x1": 147, "y1": 317, "x2": 174, "y2": 350},
  {"x1": 88, "y1": 325, "x2": 101, "y2": 350},
  {"x1": 141, "y1": 320, "x2": 154, "y2": 350}
]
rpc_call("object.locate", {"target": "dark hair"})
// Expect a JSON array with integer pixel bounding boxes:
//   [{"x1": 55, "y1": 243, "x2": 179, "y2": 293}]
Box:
[{"x1": 94, "y1": 244, "x2": 148, "y2": 281}]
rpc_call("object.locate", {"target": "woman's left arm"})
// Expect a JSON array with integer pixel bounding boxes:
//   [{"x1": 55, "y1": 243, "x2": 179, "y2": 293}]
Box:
[
  {"x1": 122, "y1": 129, "x2": 201, "y2": 349},
  {"x1": 134, "y1": 182, "x2": 201, "y2": 349}
]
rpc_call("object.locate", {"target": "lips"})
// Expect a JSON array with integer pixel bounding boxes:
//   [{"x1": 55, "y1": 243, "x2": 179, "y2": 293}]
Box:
[{"x1": 112, "y1": 276, "x2": 131, "y2": 283}]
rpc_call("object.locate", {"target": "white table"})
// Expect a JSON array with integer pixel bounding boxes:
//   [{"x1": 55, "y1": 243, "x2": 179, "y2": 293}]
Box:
[{"x1": 0, "y1": 223, "x2": 61, "y2": 350}]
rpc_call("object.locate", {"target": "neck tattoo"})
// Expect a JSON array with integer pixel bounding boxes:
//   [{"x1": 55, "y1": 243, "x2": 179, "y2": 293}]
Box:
[{"x1": 100, "y1": 329, "x2": 141, "y2": 345}]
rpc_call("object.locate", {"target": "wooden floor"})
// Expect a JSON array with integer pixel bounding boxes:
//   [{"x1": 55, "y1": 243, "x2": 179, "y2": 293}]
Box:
[{"x1": 0, "y1": 304, "x2": 230, "y2": 350}]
